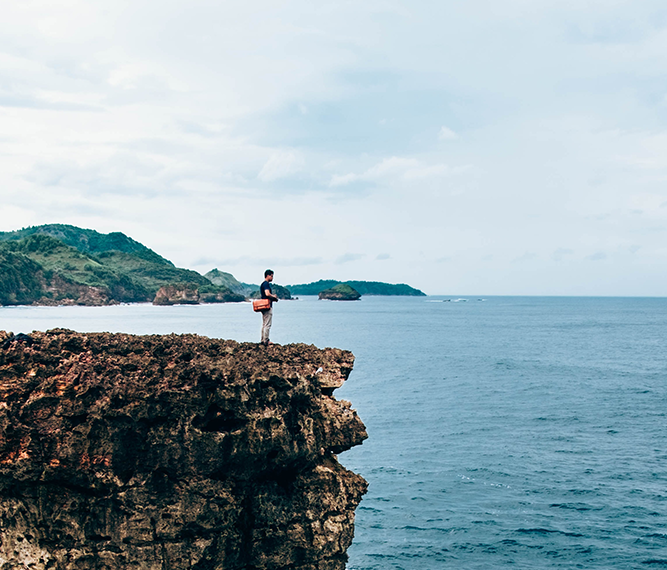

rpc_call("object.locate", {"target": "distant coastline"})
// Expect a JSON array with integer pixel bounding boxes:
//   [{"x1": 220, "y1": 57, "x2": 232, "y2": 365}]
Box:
[
  {"x1": 289, "y1": 279, "x2": 425, "y2": 297},
  {"x1": 0, "y1": 224, "x2": 425, "y2": 306}
]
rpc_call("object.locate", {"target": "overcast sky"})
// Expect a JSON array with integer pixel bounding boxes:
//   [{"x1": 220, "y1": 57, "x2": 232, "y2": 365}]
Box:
[{"x1": 2, "y1": 1, "x2": 667, "y2": 295}]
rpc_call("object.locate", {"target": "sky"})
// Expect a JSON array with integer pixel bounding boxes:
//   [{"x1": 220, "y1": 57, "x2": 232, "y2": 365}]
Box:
[{"x1": 2, "y1": 0, "x2": 667, "y2": 295}]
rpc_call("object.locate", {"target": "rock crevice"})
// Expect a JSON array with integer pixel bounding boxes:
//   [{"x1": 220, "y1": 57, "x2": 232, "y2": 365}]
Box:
[{"x1": 0, "y1": 330, "x2": 367, "y2": 569}]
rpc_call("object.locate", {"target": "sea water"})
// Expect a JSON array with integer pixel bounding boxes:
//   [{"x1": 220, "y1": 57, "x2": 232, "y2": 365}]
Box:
[{"x1": 1, "y1": 296, "x2": 666, "y2": 569}]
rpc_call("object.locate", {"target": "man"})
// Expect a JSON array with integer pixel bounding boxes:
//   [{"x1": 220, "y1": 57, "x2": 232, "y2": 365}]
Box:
[{"x1": 260, "y1": 269, "x2": 279, "y2": 346}]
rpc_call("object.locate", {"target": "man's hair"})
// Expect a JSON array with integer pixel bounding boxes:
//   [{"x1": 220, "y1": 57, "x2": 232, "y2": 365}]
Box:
[{"x1": 264, "y1": 269, "x2": 274, "y2": 278}]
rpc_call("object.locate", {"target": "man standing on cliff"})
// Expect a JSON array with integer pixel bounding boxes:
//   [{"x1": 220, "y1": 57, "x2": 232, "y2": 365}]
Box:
[{"x1": 260, "y1": 269, "x2": 279, "y2": 346}]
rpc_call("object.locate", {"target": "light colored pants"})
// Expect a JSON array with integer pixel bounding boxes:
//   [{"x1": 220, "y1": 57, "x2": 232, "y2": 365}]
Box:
[{"x1": 261, "y1": 307, "x2": 273, "y2": 344}]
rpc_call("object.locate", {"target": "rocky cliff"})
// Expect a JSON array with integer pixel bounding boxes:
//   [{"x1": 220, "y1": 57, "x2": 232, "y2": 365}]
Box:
[
  {"x1": 153, "y1": 284, "x2": 246, "y2": 305},
  {"x1": 0, "y1": 330, "x2": 367, "y2": 569}
]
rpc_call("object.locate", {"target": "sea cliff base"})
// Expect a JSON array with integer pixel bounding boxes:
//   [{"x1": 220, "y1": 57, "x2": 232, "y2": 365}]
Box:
[{"x1": 0, "y1": 330, "x2": 367, "y2": 570}]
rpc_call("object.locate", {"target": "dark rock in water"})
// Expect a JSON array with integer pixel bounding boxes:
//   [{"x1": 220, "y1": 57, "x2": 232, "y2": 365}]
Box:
[
  {"x1": 318, "y1": 284, "x2": 361, "y2": 301},
  {"x1": 0, "y1": 329, "x2": 367, "y2": 569}
]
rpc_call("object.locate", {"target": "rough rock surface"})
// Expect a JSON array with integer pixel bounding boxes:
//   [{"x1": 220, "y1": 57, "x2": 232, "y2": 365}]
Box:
[
  {"x1": 153, "y1": 284, "x2": 244, "y2": 305},
  {"x1": 153, "y1": 283, "x2": 201, "y2": 305},
  {"x1": 0, "y1": 330, "x2": 367, "y2": 569}
]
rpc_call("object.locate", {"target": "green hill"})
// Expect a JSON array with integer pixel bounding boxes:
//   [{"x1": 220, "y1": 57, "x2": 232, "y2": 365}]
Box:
[
  {"x1": 287, "y1": 279, "x2": 425, "y2": 296},
  {"x1": 205, "y1": 269, "x2": 254, "y2": 296},
  {"x1": 0, "y1": 223, "x2": 171, "y2": 266},
  {"x1": 204, "y1": 270, "x2": 292, "y2": 300},
  {"x1": 0, "y1": 226, "x2": 237, "y2": 306}
]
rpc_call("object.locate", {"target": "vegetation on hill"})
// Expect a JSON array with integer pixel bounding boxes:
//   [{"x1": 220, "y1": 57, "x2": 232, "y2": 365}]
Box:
[
  {"x1": 205, "y1": 269, "x2": 254, "y2": 296},
  {"x1": 1, "y1": 234, "x2": 150, "y2": 303},
  {"x1": 0, "y1": 223, "x2": 171, "y2": 266},
  {"x1": 288, "y1": 279, "x2": 425, "y2": 296},
  {"x1": 0, "y1": 227, "x2": 237, "y2": 306},
  {"x1": 0, "y1": 250, "x2": 48, "y2": 305}
]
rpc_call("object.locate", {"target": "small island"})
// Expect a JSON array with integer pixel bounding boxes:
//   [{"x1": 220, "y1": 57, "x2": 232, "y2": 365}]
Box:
[{"x1": 319, "y1": 283, "x2": 361, "y2": 301}]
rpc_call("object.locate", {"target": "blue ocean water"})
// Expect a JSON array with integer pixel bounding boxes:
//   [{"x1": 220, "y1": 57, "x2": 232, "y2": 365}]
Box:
[{"x1": 1, "y1": 296, "x2": 666, "y2": 569}]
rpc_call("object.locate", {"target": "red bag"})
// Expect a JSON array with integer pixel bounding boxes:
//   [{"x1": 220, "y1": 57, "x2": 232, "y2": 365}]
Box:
[{"x1": 252, "y1": 298, "x2": 271, "y2": 312}]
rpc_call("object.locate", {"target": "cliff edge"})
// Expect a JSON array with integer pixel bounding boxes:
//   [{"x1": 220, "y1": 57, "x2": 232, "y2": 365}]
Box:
[{"x1": 0, "y1": 330, "x2": 368, "y2": 570}]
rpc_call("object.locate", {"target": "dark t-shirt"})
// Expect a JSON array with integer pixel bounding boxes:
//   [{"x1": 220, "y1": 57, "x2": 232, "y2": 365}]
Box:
[{"x1": 260, "y1": 280, "x2": 272, "y2": 301}]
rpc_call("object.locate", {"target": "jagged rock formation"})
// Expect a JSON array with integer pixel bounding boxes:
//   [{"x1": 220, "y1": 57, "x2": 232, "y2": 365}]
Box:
[
  {"x1": 153, "y1": 284, "x2": 245, "y2": 305},
  {"x1": 153, "y1": 283, "x2": 200, "y2": 305},
  {"x1": 0, "y1": 330, "x2": 367, "y2": 569}
]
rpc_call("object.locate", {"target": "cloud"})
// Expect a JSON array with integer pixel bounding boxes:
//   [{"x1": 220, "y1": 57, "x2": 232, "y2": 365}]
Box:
[
  {"x1": 335, "y1": 253, "x2": 364, "y2": 264},
  {"x1": 586, "y1": 252, "x2": 607, "y2": 261},
  {"x1": 201, "y1": 255, "x2": 325, "y2": 268},
  {"x1": 552, "y1": 247, "x2": 574, "y2": 261},
  {"x1": 257, "y1": 150, "x2": 305, "y2": 182},
  {"x1": 403, "y1": 164, "x2": 455, "y2": 180},
  {"x1": 329, "y1": 156, "x2": 466, "y2": 187},
  {"x1": 329, "y1": 172, "x2": 361, "y2": 187},
  {"x1": 438, "y1": 126, "x2": 458, "y2": 140},
  {"x1": 190, "y1": 257, "x2": 219, "y2": 268},
  {"x1": 376, "y1": 253, "x2": 391, "y2": 260},
  {"x1": 512, "y1": 252, "x2": 538, "y2": 263}
]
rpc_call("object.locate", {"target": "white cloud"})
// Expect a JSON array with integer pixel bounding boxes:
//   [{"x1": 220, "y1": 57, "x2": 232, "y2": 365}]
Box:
[
  {"x1": 329, "y1": 156, "x2": 464, "y2": 187},
  {"x1": 257, "y1": 150, "x2": 306, "y2": 182},
  {"x1": 512, "y1": 252, "x2": 538, "y2": 263},
  {"x1": 552, "y1": 248, "x2": 574, "y2": 261},
  {"x1": 438, "y1": 126, "x2": 458, "y2": 140},
  {"x1": 329, "y1": 172, "x2": 360, "y2": 187},
  {"x1": 335, "y1": 253, "x2": 364, "y2": 264}
]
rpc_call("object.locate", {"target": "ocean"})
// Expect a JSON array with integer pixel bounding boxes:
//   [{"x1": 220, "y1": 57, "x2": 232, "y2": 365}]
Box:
[{"x1": 1, "y1": 296, "x2": 666, "y2": 569}]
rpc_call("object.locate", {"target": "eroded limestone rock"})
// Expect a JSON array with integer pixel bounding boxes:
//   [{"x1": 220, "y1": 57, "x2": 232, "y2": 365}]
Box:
[{"x1": 0, "y1": 330, "x2": 367, "y2": 569}]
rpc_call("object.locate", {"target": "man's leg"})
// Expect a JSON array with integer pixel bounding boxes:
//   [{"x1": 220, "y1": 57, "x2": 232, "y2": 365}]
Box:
[{"x1": 261, "y1": 307, "x2": 273, "y2": 344}]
